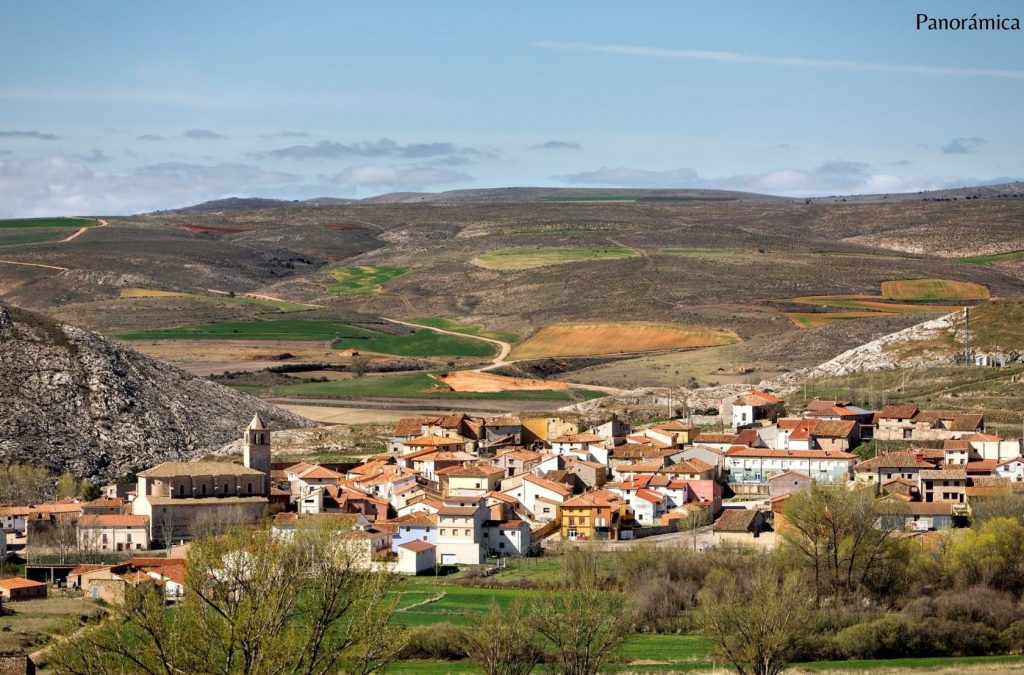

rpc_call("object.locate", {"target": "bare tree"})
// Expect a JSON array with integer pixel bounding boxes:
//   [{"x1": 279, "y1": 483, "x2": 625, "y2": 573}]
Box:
[
  {"x1": 697, "y1": 564, "x2": 814, "y2": 675},
  {"x1": 675, "y1": 505, "x2": 713, "y2": 552},
  {"x1": 461, "y1": 599, "x2": 541, "y2": 675},
  {"x1": 48, "y1": 524, "x2": 408, "y2": 675}
]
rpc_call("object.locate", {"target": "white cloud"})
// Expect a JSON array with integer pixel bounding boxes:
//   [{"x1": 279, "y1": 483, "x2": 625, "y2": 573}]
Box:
[
  {"x1": 534, "y1": 41, "x2": 1024, "y2": 81},
  {"x1": 559, "y1": 161, "x2": 986, "y2": 197},
  {"x1": 334, "y1": 164, "x2": 471, "y2": 189},
  {"x1": 0, "y1": 157, "x2": 301, "y2": 217}
]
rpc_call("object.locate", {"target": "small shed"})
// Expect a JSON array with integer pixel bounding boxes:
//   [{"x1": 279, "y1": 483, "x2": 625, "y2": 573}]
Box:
[
  {"x1": 712, "y1": 508, "x2": 769, "y2": 545},
  {"x1": 0, "y1": 577, "x2": 47, "y2": 602},
  {"x1": 397, "y1": 539, "x2": 436, "y2": 575},
  {"x1": 767, "y1": 470, "x2": 812, "y2": 499}
]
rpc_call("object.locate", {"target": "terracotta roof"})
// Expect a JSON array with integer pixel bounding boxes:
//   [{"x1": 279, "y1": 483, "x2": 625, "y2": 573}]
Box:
[
  {"x1": 768, "y1": 470, "x2": 812, "y2": 482},
  {"x1": 736, "y1": 389, "x2": 783, "y2": 406},
  {"x1": 965, "y1": 460, "x2": 999, "y2": 473},
  {"x1": 562, "y1": 492, "x2": 616, "y2": 508},
  {"x1": 713, "y1": 509, "x2": 757, "y2": 533},
  {"x1": 296, "y1": 465, "x2": 345, "y2": 481},
  {"x1": 0, "y1": 506, "x2": 32, "y2": 516},
  {"x1": 523, "y1": 474, "x2": 571, "y2": 497},
  {"x1": 692, "y1": 433, "x2": 739, "y2": 444},
  {"x1": 0, "y1": 577, "x2": 46, "y2": 589},
  {"x1": 437, "y1": 506, "x2": 480, "y2": 517},
  {"x1": 436, "y1": 463, "x2": 504, "y2": 478},
  {"x1": 879, "y1": 404, "x2": 919, "y2": 420},
  {"x1": 29, "y1": 502, "x2": 83, "y2": 515},
  {"x1": 635, "y1": 489, "x2": 664, "y2": 504},
  {"x1": 399, "y1": 539, "x2": 436, "y2": 552},
  {"x1": 967, "y1": 432, "x2": 1002, "y2": 442},
  {"x1": 920, "y1": 469, "x2": 967, "y2": 480},
  {"x1": 811, "y1": 419, "x2": 857, "y2": 438},
  {"x1": 551, "y1": 433, "x2": 605, "y2": 444},
  {"x1": 394, "y1": 417, "x2": 427, "y2": 437},
  {"x1": 725, "y1": 446, "x2": 855, "y2": 460},
  {"x1": 877, "y1": 500, "x2": 954, "y2": 516},
  {"x1": 78, "y1": 515, "x2": 149, "y2": 528},
  {"x1": 404, "y1": 434, "x2": 468, "y2": 447},
  {"x1": 384, "y1": 512, "x2": 438, "y2": 527},
  {"x1": 856, "y1": 452, "x2": 935, "y2": 471},
  {"x1": 138, "y1": 462, "x2": 264, "y2": 478},
  {"x1": 653, "y1": 420, "x2": 700, "y2": 433}
]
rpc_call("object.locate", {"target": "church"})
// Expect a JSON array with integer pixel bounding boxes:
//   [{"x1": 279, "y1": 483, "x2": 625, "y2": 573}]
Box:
[{"x1": 131, "y1": 414, "x2": 273, "y2": 545}]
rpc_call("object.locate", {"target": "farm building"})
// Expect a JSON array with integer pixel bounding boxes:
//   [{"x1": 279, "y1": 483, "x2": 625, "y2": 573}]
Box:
[{"x1": 0, "y1": 577, "x2": 47, "y2": 602}]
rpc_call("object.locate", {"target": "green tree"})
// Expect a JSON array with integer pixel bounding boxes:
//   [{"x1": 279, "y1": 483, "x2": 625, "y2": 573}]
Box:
[
  {"x1": 56, "y1": 471, "x2": 81, "y2": 499},
  {"x1": 945, "y1": 517, "x2": 1024, "y2": 593},
  {"x1": 48, "y1": 524, "x2": 407, "y2": 675},
  {"x1": 779, "y1": 484, "x2": 903, "y2": 602},
  {"x1": 0, "y1": 464, "x2": 52, "y2": 503},
  {"x1": 696, "y1": 564, "x2": 814, "y2": 675}
]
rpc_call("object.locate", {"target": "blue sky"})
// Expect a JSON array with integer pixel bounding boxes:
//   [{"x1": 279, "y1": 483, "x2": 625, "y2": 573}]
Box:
[{"x1": 1, "y1": 1, "x2": 1022, "y2": 215}]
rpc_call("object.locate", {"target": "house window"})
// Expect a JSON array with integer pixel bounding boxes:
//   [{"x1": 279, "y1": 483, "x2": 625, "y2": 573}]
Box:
[
  {"x1": 440, "y1": 529, "x2": 446, "y2": 535},
  {"x1": 247, "y1": 483, "x2": 252, "y2": 494},
  {"x1": 127, "y1": 533, "x2": 133, "y2": 543},
  {"x1": 201, "y1": 484, "x2": 207, "y2": 495},
  {"x1": 464, "y1": 529, "x2": 470, "y2": 536},
  {"x1": 102, "y1": 533, "x2": 108, "y2": 543}
]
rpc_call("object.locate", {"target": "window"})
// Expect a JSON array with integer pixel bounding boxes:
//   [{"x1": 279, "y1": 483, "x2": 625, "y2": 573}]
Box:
[
  {"x1": 127, "y1": 533, "x2": 133, "y2": 543},
  {"x1": 223, "y1": 483, "x2": 228, "y2": 493},
  {"x1": 102, "y1": 534, "x2": 108, "y2": 543},
  {"x1": 440, "y1": 529, "x2": 446, "y2": 536},
  {"x1": 201, "y1": 484, "x2": 207, "y2": 495},
  {"x1": 405, "y1": 527, "x2": 411, "y2": 532}
]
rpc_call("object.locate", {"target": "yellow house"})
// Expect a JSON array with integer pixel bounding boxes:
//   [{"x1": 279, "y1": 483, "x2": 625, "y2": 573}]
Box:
[
  {"x1": 521, "y1": 417, "x2": 579, "y2": 444},
  {"x1": 559, "y1": 489, "x2": 634, "y2": 541}
]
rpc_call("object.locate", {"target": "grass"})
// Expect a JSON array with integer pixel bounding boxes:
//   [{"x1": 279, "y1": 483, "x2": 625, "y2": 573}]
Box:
[
  {"x1": 0, "y1": 229, "x2": 69, "y2": 247},
  {"x1": 273, "y1": 371, "x2": 606, "y2": 402},
  {"x1": 118, "y1": 288, "x2": 317, "y2": 312},
  {"x1": 0, "y1": 217, "x2": 98, "y2": 228},
  {"x1": 410, "y1": 317, "x2": 520, "y2": 344},
  {"x1": 0, "y1": 596, "x2": 106, "y2": 654},
  {"x1": 510, "y1": 322, "x2": 740, "y2": 360},
  {"x1": 960, "y1": 250, "x2": 1024, "y2": 265},
  {"x1": 880, "y1": 279, "x2": 989, "y2": 302},
  {"x1": 798, "y1": 654, "x2": 1024, "y2": 671},
  {"x1": 323, "y1": 266, "x2": 408, "y2": 295},
  {"x1": 471, "y1": 246, "x2": 639, "y2": 271},
  {"x1": 117, "y1": 319, "x2": 494, "y2": 357},
  {"x1": 785, "y1": 311, "x2": 884, "y2": 328}
]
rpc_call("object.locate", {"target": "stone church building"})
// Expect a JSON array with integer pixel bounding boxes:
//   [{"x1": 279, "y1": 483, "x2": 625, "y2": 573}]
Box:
[{"x1": 132, "y1": 414, "x2": 272, "y2": 544}]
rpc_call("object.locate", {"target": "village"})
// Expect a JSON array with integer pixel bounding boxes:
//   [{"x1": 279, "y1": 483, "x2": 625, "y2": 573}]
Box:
[{"x1": 2, "y1": 387, "x2": 1018, "y2": 605}]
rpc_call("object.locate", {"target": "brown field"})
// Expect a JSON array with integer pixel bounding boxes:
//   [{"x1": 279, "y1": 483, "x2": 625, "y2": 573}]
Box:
[
  {"x1": 177, "y1": 224, "x2": 253, "y2": 234},
  {"x1": 510, "y1": 322, "x2": 740, "y2": 359},
  {"x1": 436, "y1": 370, "x2": 568, "y2": 392},
  {"x1": 881, "y1": 278, "x2": 990, "y2": 301},
  {"x1": 119, "y1": 287, "x2": 190, "y2": 298},
  {"x1": 321, "y1": 223, "x2": 365, "y2": 230}
]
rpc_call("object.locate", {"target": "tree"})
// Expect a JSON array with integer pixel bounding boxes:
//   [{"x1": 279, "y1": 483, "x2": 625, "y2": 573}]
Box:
[
  {"x1": 945, "y1": 517, "x2": 1024, "y2": 593},
  {"x1": 675, "y1": 506, "x2": 713, "y2": 552},
  {"x1": 696, "y1": 564, "x2": 814, "y2": 675},
  {"x1": 351, "y1": 355, "x2": 370, "y2": 378},
  {"x1": 48, "y1": 524, "x2": 407, "y2": 675},
  {"x1": 56, "y1": 471, "x2": 80, "y2": 499},
  {"x1": 0, "y1": 464, "x2": 52, "y2": 503},
  {"x1": 779, "y1": 484, "x2": 903, "y2": 602},
  {"x1": 460, "y1": 599, "x2": 541, "y2": 675},
  {"x1": 527, "y1": 549, "x2": 631, "y2": 675}
]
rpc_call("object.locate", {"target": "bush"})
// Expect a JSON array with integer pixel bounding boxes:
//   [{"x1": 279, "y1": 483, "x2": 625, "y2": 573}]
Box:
[
  {"x1": 398, "y1": 623, "x2": 467, "y2": 660},
  {"x1": 903, "y1": 587, "x2": 1023, "y2": 631},
  {"x1": 1001, "y1": 619, "x2": 1024, "y2": 653}
]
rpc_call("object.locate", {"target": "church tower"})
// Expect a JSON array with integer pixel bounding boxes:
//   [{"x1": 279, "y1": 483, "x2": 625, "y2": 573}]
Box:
[{"x1": 243, "y1": 413, "x2": 271, "y2": 495}]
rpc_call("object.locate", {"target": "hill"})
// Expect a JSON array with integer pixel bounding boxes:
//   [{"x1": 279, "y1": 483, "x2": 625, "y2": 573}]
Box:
[{"x1": 0, "y1": 303, "x2": 312, "y2": 482}]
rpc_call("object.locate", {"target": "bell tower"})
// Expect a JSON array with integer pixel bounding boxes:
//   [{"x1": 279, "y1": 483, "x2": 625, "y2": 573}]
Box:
[{"x1": 243, "y1": 413, "x2": 271, "y2": 495}]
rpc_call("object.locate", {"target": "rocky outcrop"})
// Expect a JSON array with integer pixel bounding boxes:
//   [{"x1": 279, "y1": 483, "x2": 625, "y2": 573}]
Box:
[{"x1": 0, "y1": 303, "x2": 313, "y2": 482}]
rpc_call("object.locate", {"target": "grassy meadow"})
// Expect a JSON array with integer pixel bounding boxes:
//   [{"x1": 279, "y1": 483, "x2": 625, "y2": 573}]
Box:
[
  {"x1": 410, "y1": 317, "x2": 520, "y2": 344},
  {"x1": 323, "y1": 266, "x2": 407, "y2": 295},
  {"x1": 471, "y1": 246, "x2": 639, "y2": 270},
  {"x1": 0, "y1": 217, "x2": 99, "y2": 228}
]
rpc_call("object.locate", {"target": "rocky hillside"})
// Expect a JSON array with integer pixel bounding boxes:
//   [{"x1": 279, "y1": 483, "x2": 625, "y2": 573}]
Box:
[{"x1": 0, "y1": 303, "x2": 313, "y2": 482}]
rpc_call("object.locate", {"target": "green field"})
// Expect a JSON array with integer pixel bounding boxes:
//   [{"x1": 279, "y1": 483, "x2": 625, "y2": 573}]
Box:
[
  {"x1": 323, "y1": 266, "x2": 407, "y2": 295},
  {"x1": 0, "y1": 217, "x2": 98, "y2": 228},
  {"x1": 119, "y1": 288, "x2": 317, "y2": 313},
  {"x1": 960, "y1": 250, "x2": 1024, "y2": 265},
  {"x1": 472, "y1": 246, "x2": 639, "y2": 270},
  {"x1": 410, "y1": 317, "x2": 520, "y2": 344},
  {"x1": 272, "y1": 371, "x2": 606, "y2": 401},
  {"x1": 117, "y1": 319, "x2": 495, "y2": 358},
  {"x1": 0, "y1": 597, "x2": 106, "y2": 655},
  {"x1": 0, "y1": 229, "x2": 70, "y2": 247}
]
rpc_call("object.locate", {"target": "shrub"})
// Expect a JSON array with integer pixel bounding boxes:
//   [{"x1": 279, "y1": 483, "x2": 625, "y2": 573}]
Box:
[{"x1": 399, "y1": 622, "x2": 467, "y2": 660}]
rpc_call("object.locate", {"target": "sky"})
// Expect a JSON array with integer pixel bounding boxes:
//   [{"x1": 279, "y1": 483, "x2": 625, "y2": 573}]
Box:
[{"x1": 1, "y1": 1, "x2": 1022, "y2": 216}]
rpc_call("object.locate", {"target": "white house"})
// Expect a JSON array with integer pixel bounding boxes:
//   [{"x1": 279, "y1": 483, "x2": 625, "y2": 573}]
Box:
[
  {"x1": 504, "y1": 474, "x2": 570, "y2": 522},
  {"x1": 482, "y1": 519, "x2": 532, "y2": 557},
  {"x1": 77, "y1": 515, "x2": 150, "y2": 552},
  {"x1": 0, "y1": 506, "x2": 30, "y2": 533},
  {"x1": 725, "y1": 446, "x2": 856, "y2": 484},
  {"x1": 996, "y1": 457, "x2": 1024, "y2": 482},
  {"x1": 436, "y1": 496, "x2": 488, "y2": 565}
]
